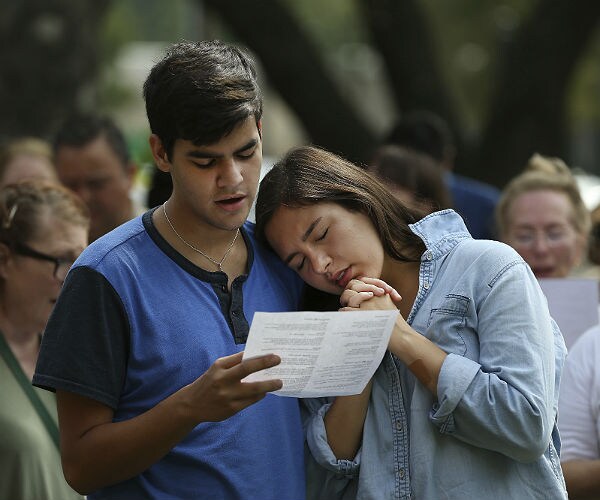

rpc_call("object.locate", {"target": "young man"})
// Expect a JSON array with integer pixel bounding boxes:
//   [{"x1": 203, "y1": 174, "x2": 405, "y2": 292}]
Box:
[
  {"x1": 53, "y1": 113, "x2": 140, "y2": 242},
  {"x1": 33, "y1": 41, "x2": 306, "y2": 499}
]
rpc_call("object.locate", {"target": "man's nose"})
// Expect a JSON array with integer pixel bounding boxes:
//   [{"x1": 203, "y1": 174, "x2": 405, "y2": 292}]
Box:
[{"x1": 217, "y1": 158, "x2": 243, "y2": 187}]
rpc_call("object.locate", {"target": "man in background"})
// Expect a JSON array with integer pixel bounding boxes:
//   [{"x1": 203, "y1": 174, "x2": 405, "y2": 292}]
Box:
[
  {"x1": 385, "y1": 110, "x2": 500, "y2": 240},
  {"x1": 53, "y1": 113, "x2": 141, "y2": 241}
]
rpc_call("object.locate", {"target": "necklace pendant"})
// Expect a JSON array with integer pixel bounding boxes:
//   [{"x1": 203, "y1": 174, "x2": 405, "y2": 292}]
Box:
[{"x1": 162, "y1": 203, "x2": 240, "y2": 273}]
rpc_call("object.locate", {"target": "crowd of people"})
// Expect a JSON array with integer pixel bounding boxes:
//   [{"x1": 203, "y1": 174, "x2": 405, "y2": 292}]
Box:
[{"x1": 1, "y1": 38, "x2": 599, "y2": 499}]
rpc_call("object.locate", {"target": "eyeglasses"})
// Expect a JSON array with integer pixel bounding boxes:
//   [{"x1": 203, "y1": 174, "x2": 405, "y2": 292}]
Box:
[
  {"x1": 13, "y1": 241, "x2": 74, "y2": 279},
  {"x1": 511, "y1": 228, "x2": 572, "y2": 248}
]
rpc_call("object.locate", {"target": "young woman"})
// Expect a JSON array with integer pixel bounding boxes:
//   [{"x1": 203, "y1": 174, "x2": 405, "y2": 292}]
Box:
[{"x1": 255, "y1": 145, "x2": 568, "y2": 499}]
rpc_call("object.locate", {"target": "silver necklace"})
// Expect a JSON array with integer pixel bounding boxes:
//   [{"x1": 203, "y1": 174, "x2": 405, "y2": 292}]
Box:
[{"x1": 162, "y1": 203, "x2": 240, "y2": 272}]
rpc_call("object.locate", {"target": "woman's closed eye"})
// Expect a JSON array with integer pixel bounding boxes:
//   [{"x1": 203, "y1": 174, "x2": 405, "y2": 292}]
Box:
[
  {"x1": 293, "y1": 228, "x2": 327, "y2": 270},
  {"x1": 295, "y1": 257, "x2": 306, "y2": 271},
  {"x1": 316, "y1": 228, "x2": 328, "y2": 241}
]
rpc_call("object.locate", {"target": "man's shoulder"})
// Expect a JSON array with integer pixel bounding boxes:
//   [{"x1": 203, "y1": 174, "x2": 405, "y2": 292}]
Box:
[
  {"x1": 244, "y1": 220, "x2": 290, "y2": 269},
  {"x1": 243, "y1": 220, "x2": 304, "y2": 294},
  {"x1": 449, "y1": 173, "x2": 500, "y2": 205},
  {"x1": 76, "y1": 215, "x2": 147, "y2": 269}
]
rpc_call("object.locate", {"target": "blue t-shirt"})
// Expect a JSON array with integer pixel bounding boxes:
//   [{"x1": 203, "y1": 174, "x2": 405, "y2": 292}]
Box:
[{"x1": 34, "y1": 209, "x2": 306, "y2": 500}]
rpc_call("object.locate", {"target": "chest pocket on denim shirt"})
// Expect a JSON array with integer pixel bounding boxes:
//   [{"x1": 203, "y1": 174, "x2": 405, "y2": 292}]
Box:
[{"x1": 426, "y1": 294, "x2": 470, "y2": 356}]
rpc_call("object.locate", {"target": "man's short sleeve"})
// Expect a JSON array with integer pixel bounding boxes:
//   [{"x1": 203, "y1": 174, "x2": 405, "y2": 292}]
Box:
[{"x1": 33, "y1": 266, "x2": 129, "y2": 409}]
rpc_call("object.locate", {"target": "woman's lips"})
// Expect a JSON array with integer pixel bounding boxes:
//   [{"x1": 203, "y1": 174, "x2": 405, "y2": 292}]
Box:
[
  {"x1": 335, "y1": 267, "x2": 353, "y2": 288},
  {"x1": 534, "y1": 267, "x2": 555, "y2": 278}
]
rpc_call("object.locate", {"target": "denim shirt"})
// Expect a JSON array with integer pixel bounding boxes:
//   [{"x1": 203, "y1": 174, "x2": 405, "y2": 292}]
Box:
[{"x1": 304, "y1": 210, "x2": 568, "y2": 500}]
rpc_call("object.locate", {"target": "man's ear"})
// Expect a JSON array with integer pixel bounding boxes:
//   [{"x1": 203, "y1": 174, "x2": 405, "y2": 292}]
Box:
[
  {"x1": 123, "y1": 161, "x2": 137, "y2": 189},
  {"x1": 149, "y1": 134, "x2": 170, "y2": 173},
  {"x1": 257, "y1": 120, "x2": 262, "y2": 140}
]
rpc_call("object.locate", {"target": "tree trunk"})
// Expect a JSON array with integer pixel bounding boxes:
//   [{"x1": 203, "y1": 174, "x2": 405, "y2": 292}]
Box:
[
  {"x1": 469, "y1": 0, "x2": 600, "y2": 188},
  {"x1": 0, "y1": 0, "x2": 111, "y2": 140},
  {"x1": 358, "y1": 0, "x2": 461, "y2": 147},
  {"x1": 202, "y1": 0, "x2": 377, "y2": 164}
]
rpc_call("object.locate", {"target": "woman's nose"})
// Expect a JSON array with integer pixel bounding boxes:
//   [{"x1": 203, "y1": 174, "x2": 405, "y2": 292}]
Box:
[
  {"x1": 311, "y1": 252, "x2": 330, "y2": 275},
  {"x1": 531, "y1": 235, "x2": 550, "y2": 253}
]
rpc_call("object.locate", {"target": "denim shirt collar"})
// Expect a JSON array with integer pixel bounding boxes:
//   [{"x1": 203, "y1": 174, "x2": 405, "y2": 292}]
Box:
[
  {"x1": 406, "y1": 210, "x2": 472, "y2": 324},
  {"x1": 408, "y1": 209, "x2": 472, "y2": 262}
]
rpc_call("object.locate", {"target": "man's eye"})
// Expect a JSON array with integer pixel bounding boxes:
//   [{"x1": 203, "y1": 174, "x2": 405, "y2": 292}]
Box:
[
  {"x1": 296, "y1": 257, "x2": 306, "y2": 271},
  {"x1": 87, "y1": 178, "x2": 110, "y2": 190},
  {"x1": 191, "y1": 160, "x2": 215, "y2": 169},
  {"x1": 316, "y1": 228, "x2": 328, "y2": 242},
  {"x1": 237, "y1": 148, "x2": 256, "y2": 159}
]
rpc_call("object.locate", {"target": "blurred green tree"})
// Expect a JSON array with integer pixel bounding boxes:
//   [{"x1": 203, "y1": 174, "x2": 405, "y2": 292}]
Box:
[
  {"x1": 204, "y1": 0, "x2": 600, "y2": 187},
  {"x1": 2, "y1": 0, "x2": 600, "y2": 188},
  {"x1": 0, "y1": 0, "x2": 111, "y2": 140}
]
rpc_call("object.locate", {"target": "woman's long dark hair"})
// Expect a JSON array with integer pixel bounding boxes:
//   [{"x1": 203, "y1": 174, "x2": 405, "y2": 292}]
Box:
[{"x1": 255, "y1": 145, "x2": 426, "y2": 262}]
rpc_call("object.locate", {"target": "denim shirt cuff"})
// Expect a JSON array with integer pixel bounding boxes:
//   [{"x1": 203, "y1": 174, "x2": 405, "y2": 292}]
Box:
[
  {"x1": 429, "y1": 353, "x2": 480, "y2": 433},
  {"x1": 305, "y1": 402, "x2": 361, "y2": 476}
]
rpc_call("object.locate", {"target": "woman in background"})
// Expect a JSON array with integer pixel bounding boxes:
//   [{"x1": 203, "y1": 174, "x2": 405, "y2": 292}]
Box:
[
  {"x1": 496, "y1": 153, "x2": 590, "y2": 279},
  {"x1": 0, "y1": 137, "x2": 58, "y2": 187},
  {"x1": 0, "y1": 180, "x2": 88, "y2": 500}
]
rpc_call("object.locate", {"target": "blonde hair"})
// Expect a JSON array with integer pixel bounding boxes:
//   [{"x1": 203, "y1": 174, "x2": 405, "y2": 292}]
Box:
[
  {"x1": 0, "y1": 180, "x2": 89, "y2": 247},
  {"x1": 496, "y1": 153, "x2": 591, "y2": 238},
  {"x1": 0, "y1": 137, "x2": 54, "y2": 183}
]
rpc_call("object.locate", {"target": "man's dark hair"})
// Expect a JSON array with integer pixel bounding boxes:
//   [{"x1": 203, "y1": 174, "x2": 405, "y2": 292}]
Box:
[
  {"x1": 143, "y1": 40, "x2": 263, "y2": 160},
  {"x1": 384, "y1": 110, "x2": 454, "y2": 164},
  {"x1": 53, "y1": 113, "x2": 130, "y2": 166}
]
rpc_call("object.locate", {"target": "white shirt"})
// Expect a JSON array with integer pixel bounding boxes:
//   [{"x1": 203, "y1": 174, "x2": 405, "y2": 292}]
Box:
[{"x1": 559, "y1": 324, "x2": 600, "y2": 461}]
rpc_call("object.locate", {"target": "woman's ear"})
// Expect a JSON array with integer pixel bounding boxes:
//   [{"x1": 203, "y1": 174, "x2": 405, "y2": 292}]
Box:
[
  {"x1": 0, "y1": 242, "x2": 12, "y2": 280},
  {"x1": 149, "y1": 134, "x2": 171, "y2": 173}
]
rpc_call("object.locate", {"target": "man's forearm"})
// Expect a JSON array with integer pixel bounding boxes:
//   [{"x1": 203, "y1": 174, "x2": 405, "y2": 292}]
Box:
[{"x1": 58, "y1": 386, "x2": 198, "y2": 494}]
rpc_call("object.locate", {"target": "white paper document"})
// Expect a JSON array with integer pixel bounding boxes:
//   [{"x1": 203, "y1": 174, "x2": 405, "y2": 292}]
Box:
[
  {"x1": 242, "y1": 310, "x2": 398, "y2": 398},
  {"x1": 538, "y1": 277, "x2": 600, "y2": 350}
]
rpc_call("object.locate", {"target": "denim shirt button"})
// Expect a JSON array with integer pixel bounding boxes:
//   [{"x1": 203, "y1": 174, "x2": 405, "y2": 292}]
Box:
[
  {"x1": 426, "y1": 251, "x2": 433, "y2": 260},
  {"x1": 396, "y1": 421, "x2": 403, "y2": 431},
  {"x1": 423, "y1": 281, "x2": 430, "y2": 289},
  {"x1": 398, "y1": 468, "x2": 406, "y2": 479}
]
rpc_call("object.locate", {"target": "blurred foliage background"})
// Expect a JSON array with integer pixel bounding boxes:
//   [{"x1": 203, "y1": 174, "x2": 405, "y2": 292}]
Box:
[{"x1": 1, "y1": 0, "x2": 600, "y2": 189}]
